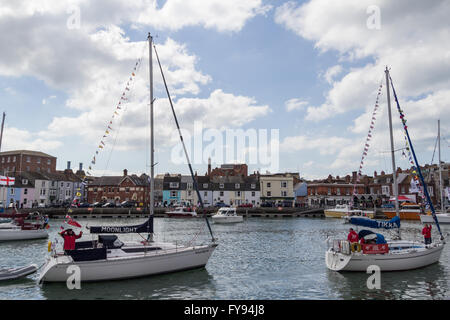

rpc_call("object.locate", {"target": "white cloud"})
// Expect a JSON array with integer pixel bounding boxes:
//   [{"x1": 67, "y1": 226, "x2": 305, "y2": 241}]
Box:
[
  {"x1": 2, "y1": 126, "x2": 63, "y2": 152},
  {"x1": 323, "y1": 65, "x2": 343, "y2": 84},
  {"x1": 285, "y1": 98, "x2": 307, "y2": 112},
  {"x1": 275, "y1": 0, "x2": 450, "y2": 150}
]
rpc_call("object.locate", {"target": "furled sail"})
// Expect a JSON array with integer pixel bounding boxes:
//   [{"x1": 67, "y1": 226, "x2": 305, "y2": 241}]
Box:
[
  {"x1": 88, "y1": 216, "x2": 153, "y2": 234},
  {"x1": 350, "y1": 216, "x2": 400, "y2": 229}
]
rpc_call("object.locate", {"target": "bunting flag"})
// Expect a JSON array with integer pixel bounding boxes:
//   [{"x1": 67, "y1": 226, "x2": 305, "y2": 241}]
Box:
[
  {"x1": 82, "y1": 55, "x2": 142, "y2": 193},
  {"x1": 350, "y1": 82, "x2": 383, "y2": 209}
]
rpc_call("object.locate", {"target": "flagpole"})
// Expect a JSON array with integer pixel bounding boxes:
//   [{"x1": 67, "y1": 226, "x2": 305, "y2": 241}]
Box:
[{"x1": 148, "y1": 32, "x2": 154, "y2": 241}]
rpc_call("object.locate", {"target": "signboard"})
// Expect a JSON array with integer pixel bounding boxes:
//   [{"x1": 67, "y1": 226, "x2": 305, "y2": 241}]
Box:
[{"x1": 362, "y1": 244, "x2": 389, "y2": 254}]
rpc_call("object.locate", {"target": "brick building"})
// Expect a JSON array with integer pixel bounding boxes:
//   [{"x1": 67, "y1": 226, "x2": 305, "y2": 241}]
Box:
[
  {"x1": 87, "y1": 169, "x2": 150, "y2": 206},
  {"x1": 0, "y1": 150, "x2": 57, "y2": 174}
]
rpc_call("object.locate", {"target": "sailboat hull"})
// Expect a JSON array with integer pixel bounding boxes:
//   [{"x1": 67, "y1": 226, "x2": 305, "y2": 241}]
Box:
[
  {"x1": 0, "y1": 229, "x2": 48, "y2": 241},
  {"x1": 420, "y1": 213, "x2": 450, "y2": 224},
  {"x1": 39, "y1": 243, "x2": 217, "y2": 283},
  {"x1": 326, "y1": 242, "x2": 444, "y2": 272}
]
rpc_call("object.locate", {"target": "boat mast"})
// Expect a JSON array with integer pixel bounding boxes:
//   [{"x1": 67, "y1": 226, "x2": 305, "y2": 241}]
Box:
[
  {"x1": 148, "y1": 33, "x2": 155, "y2": 239},
  {"x1": 385, "y1": 68, "x2": 400, "y2": 216},
  {"x1": 0, "y1": 112, "x2": 5, "y2": 152},
  {"x1": 438, "y1": 119, "x2": 444, "y2": 213},
  {"x1": 385, "y1": 67, "x2": 401, "y2": 238}
]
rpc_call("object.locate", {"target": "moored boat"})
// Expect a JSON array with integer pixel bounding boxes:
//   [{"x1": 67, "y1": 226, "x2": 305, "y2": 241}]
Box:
[
  {"x1": 211, "y1": 207, "x2": 243, "y2": 224},
  {"x1": 324, "y1": 204, "x2": 374, "y2": 219},
  {"x1": 166, "y1": 206, "x2": 197, "y2": 218}
]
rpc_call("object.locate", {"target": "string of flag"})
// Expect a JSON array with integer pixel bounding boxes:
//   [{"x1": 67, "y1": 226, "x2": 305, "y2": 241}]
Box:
[
  {"x1": 68, "y1": 57, "x2": 143, "y2": 208},
  {"x1": 350, "y1": 83, "x2": 383, "y2": 207},
  {"x1": 391, "y1": 82, "x2": 428, "y2": 208}
]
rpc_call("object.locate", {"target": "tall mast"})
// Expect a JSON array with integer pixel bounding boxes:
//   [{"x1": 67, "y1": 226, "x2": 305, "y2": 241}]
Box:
[
  {"x1": 385, "y1": 67, "x2": 400, "y2": 229},
  {"x1": 148, "y1": 33, "x2": 155, "y2": 224},
  {"x1": 438, "y1": 119, "x2": 444, "y2": 212},
  {"x1": 0, "y1": 112, "x2": 5, "y2": 152}
]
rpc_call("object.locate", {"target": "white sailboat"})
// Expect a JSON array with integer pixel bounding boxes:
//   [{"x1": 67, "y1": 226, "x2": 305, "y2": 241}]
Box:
[
  {"x1": 39, "y1": 33, "x2": 217, "y2": 283},
  {"x1": 326, "y1": 67, "x2": 445, "y2": 272},
  {"x1": 0, "y1": 210, "x2": 48, "y2": 241}
]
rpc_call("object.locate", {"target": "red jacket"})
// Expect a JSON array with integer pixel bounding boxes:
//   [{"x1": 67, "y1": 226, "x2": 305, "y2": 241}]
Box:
[
  {"x1": 422, "y1": 225, "x2": 432, "y2": 239},
  {"x1": 347, "y1": 230, "x2": 359, "y2": 243},
  {"x1": 60, "y1": 230, "x2": 83, "y2": 250}
]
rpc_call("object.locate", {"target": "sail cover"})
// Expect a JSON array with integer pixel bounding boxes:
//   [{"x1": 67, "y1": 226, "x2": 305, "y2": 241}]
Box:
[
  {"x1": 350, "y1": 216, "x2": 400, "y2": 229},
  {"x1": 89, "y1": 216, "x2": 153, "y2": 234}
]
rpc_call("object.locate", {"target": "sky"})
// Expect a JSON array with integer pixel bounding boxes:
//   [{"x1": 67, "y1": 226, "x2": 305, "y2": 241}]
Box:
[{"x1": 0, "y1": 0, "x2": 449, "y2": 180}]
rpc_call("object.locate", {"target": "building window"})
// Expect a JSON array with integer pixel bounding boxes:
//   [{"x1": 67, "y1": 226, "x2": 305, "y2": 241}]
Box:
[
  {"x1": 41, "y1": 181, "x2": 45, "y2": 188},
  {"x1": 204, "y1": 191, "x2": 208, "y2": 197},
  {"x1": 170, "y1": 191, "x2": 177, "y2": 198},
  {"x1": 10, "y1": 188, "x2": 14, "y2": 195},
  {"x1": 327, "y1": 188, "x2": 331, "y2": 195},
  {"x1": 47, "y1": 168, "x2": 50, "y2": 173},
  {"x1": 337, "y1": 188, "x2": 341, "y2": 195},
  {"x1": 251, "y1": 184, "x2": 256, "y2": 189},
  {"x1": 251, "y1": 191, "x2": 255, "y2": 197},
  {"x1": 26, "y1": 156, "x2": 30, "y2": 163},
  {"x1": 23, "y1": 188, "x2": 28, "y2": 195},
  {"x1": 281, "y1": 181, "x2": 287, "y2": 188},
  {"x1": 47, "y1": 159, "x2": 51, "y2": 165},
  {"x1": 267, "y1": 191, "x2": 271, "y2": 197},
  {"x1": 125, "y1": 188, "x2": 130, "y2": 192},
  {"x1": 203, "y1": 183, "x2": 208, "y2": 188},
  {"x1": 282, "y1": 191, "x2": 288, "y2": 197},
  {"x1": 26, "y1": 166, "x2": 30, "y2": 171},
  {"x1": 235, "y1": 183, "x2": 240, "y2": 189},
  {"x1": 382, "y1": 186, "x2": 390, "y2": 195},
  {"x1": 66, "y1": 183, "x2": 70, "y2": 188},
  {"x1": 37, "y1": 158, "x2": 41, "y2": 164},
  {"x1": 219, "y1": 191, "x2": 224, "y2": 197},
  {"x1": 219, "y1": 183, "x2": 224, "y2": 189},
  {"x1": 236, "y1": 191, "x2": 241, "y2": 197},
  {"x1": 7, "y1": 156, "x2": 10, "y2": 163},
  {"x1": 267, "y1": 182, "x2": 271, "y2": 188},
  {"x1": 169, "y1": 182, "x2": 179, "y2": 188},
  {"x1": 12, "y1": 156, "x2": 16, "y2": 162},
  {"x1": 187, "y1": 191, "x2": 192, "y2": 196},
  {"x1": 1, "y1": 157, "x2": 4, "y2": 163},
  {"x1": 37, "y1": 167, "x2": 40, "y2": 172},
  {"x1": 187, "y1": 183, "x2": 193, "y2": 190}
]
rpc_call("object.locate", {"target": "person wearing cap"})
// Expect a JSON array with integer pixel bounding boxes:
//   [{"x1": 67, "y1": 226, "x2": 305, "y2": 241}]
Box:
[
  {"x1": 347, "y1": 228, "x2": 359, "y2": 243},
  {"x1": 59, "y1": 228, "x2": 83, "y2": 252}
]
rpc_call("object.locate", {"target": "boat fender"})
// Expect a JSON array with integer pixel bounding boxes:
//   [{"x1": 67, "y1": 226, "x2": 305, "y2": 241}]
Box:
[
  {"x1": 350, "y1": 242, "x2": 361, "y2": 253},
  {"x1": 47, "y1": 241, "x2": 52, "y2": 252}
]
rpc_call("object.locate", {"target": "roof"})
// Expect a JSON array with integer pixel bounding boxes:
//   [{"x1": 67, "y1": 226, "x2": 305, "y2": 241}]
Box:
[{"x1": 0, "y1": 150, "x2": 56, "y2": 158}]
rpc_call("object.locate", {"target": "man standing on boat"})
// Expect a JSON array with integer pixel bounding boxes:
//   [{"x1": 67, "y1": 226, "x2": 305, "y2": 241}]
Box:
[
  {"x1": 347, "y1": 228, "x2": 359, "y2": 243},
  {"x1": 59, "y1": 229, "x2": 83, "y2": 252},
  {"x1": 422, "y1": 224, "x2": 432, "y2": 245}
]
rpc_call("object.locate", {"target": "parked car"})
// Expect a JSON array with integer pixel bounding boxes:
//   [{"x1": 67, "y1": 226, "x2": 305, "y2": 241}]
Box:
[
  {"x1": 120, "y1": 200, "x2": 136, "y2": 208},
  {"x1": 38, "y1": 203, "x2": 46, "y2": 208},
  {"x1": 238, "y1": 203, "x2": 253, "y2": 208},
  {"x1": 260, "y1": 202, "x2": 274, "y2": 207},
  {"x1": 91, "y1": 202, "x2": 104, "y2": 208},
  {"x1": 102, "y1": 202, "x2": 116, "y2": 208},
  {"x1": 214, "y1": 202, "x2": 229, "y2": 208},
  {"x1": 78, "y1": 202, "x2": 90, "y2": 208}
]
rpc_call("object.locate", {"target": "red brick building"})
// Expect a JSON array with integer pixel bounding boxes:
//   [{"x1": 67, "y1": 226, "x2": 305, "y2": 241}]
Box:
[
  {"x1": 87, "y1": 169, "x2": 150, "y2": 206},
  {"x1": 0, "y1": 150, "x2": 57, "y2": 174},
  {"x1": 208, "y1": 163, "x2": 248, "y2": 178}
]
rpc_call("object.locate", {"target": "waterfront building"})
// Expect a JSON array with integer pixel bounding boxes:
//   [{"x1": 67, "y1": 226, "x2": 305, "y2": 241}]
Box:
[
  {"x1": 87, "y1": 169, "x2": 150, "y2": 206},
  {"x1": 0, "y1": 150, "x2": 57, "y2": 174},
  {"x1": 259, "y1": 173, "x2": 296, "y2": 207},
  {"x1": 162, "y1": 174, "x2": 181, "y2": 206}
]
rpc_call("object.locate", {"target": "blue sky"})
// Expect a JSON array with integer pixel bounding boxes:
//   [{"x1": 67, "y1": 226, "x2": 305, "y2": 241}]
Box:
[{"x1": 0, "y1": 0, "x2": 448, "y2": 180}]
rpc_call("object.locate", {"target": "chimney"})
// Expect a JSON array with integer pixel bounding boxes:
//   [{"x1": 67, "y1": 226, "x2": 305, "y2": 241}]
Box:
[
  {"x1": 67, "y1": 161, "x2": 71, "y2": 170},
  {"x1": 208, "y1": 157, "x2": 211, "y2": 176},
  {"x1": 374, "y1": 171, "x2": 377, "y2": 177},
  {"x1": 79, "y1": 163, "x2": 83, "y2": 171},
  {"x1": 123, "y1": 169, "x2": 128, "y2": 176},
  {"x1": 352, "y1": 171, "x2": 357, "y2": 182},
  {"x1": 381, "y1": 170, "x2": 385, "y2": 176}
]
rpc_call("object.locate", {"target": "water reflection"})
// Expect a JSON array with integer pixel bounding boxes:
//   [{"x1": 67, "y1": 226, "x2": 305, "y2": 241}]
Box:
[
  {"x1": 327, "y1": 263, "x2": 449, "y2": 300},
  {"x1": 40, "y1": 268, "x2": 216, "y2": 300}
]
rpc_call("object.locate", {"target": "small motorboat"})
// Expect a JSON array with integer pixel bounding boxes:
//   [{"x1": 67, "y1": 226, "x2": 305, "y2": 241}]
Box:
[
  {"x1": 211, "y1": 207, "x2": 243, "y2": 224},
  {"x1": 166, "y1": 206, "x2": 197, "y2": 218},
  {"x1": 0, "y1": 264, "x2": 38, "y2": 281}
]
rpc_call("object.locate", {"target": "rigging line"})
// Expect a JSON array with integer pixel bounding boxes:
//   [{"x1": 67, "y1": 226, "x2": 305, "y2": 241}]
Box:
[
  {"x1": 152, "y1": 42, "x2": 215, "y2": 242},
  {"x1": 389, "y1": 74, "x2": 444, "y2": 240},
  {"x1": 431, "y1": 134, "x2": 439, "y2": 164}
]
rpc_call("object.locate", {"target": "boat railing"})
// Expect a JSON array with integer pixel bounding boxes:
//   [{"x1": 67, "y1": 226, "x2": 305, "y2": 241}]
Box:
[{"x1": 326, "y1": 238, "x2": 351, "y2": 255}]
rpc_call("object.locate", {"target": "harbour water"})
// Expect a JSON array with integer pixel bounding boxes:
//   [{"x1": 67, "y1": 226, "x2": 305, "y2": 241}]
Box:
[{"x1": 0, "y1": 217, "x2": 449, "y2": 300}]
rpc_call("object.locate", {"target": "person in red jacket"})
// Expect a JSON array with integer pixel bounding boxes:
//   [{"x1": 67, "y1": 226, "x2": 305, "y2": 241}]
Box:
[
  {"x1": 59, "y1": 228, "x2": 83, "y2": 252},
  {"x1": 422, "y1": 224, "x2": 432, "y2": 245},
  {"x1": 347, "y1": 228, "x2": 359, "y2": 243}
]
